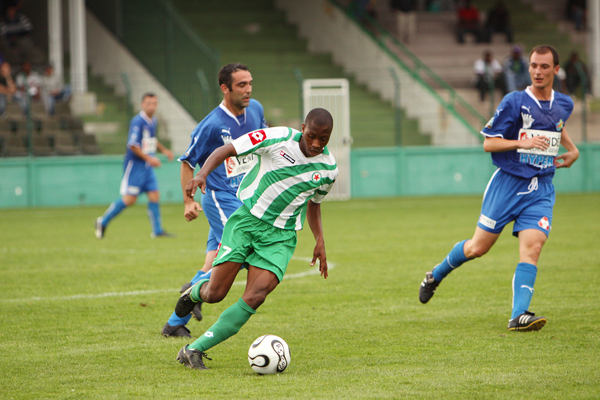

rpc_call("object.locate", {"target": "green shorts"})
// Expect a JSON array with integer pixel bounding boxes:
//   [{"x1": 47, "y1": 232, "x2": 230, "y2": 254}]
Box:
[{"x1": 213, "y1": 205, "x2": 297, "y2": 282}]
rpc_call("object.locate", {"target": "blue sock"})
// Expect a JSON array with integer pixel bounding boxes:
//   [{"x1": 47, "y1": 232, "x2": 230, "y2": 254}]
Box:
[
  {"x1": 511, "y1": 262, "x2": 537, "y2": 319},
  {"x1": 167, "y1": 311, "x2": 192, "y2": 327},
  {"x1": 147, "y1": 202, "x2": 163, "y2": 235},
  {"x1": 432, "y1": 240, "x2": 472, "y2": 282},
  {"x1": 101, "y1": 198, "x2": 127, "y2": 227},
  {"x1": 190, "y1": 269, "x2": 212, "y2": 285}
]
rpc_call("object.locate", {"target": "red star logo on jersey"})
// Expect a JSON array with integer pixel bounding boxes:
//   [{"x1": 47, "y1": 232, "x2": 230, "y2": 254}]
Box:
[
  {"x1": 538, "y1": 216, "x2": 550, "y2": 230},
  {"x1": 311, "y1": 172, "x2": 321, "y2": 182}
]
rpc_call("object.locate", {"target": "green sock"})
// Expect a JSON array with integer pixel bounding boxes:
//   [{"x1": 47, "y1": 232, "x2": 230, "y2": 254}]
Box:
[
  {"x1": 190, "y1": 279, "x2": 209, "y2": 302},
  {"x1": 189, "y1": 298, "x2": 256, "y2": 352}
]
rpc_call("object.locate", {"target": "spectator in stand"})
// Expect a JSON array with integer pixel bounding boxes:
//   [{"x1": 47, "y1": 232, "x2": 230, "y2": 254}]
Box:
[
  {"x1": 563, "y1": 51, "x2": 590, "y2": 96},
  {"x1": 0, "y1": 60, "x2": 16, "y2": 115},
  {"x1": 390, "y1": 0, "x2": 417, "y2": 44},
  {"x1": 473, "y1": 50, "x2": 505, "y2": 102},
  {"x1": 0, "y1": 5, "x2": 43, "y2": 64},
  {"x1": 554, "y1": 67, "x2": 567, "y2": 93},
  {"x1": 349, "y1": 0, "x2": 379, "y2": 36},
  {"x1": 455, "y1": 0, "x2": 482, "y2": 44},
  {"x1": 483, "y1": 1, "x2": 513, "y2": 43},
  {"x1": 566, "y1": 0, "x2": 585, "y2": 31},
  {"x1": 14, "y1": 60, "x2": 41, "y2": 113},
  {"x1": 504, "y1": 45, "x2": 531, "y2": 93},
  {"x1": 41, "y1": 63, "x2": 71, "y2": 116}
]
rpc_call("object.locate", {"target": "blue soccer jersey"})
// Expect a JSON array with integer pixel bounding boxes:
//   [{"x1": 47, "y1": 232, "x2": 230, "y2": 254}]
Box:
[
  {"x1": 481, "y1": 88, "x2": 573, "y2": 179},
  {"x1": 124, "y1": 111, "x2": 158, "y2": 168},
  {"x1": 179, "y1": 99, "x2": 268, "y2": 195}
]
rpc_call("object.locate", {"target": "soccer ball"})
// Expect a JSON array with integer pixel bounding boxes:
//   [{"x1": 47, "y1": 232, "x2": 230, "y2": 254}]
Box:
[{"x1": 248, "y1": 334, "x2": 291, "y2": 374}]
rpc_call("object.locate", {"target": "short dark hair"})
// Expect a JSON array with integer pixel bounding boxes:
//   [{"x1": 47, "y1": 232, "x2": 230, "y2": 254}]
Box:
[
  {"x1": 304, "y1": 108, "x2": 334, "y2": 130},
  {"x1": 142, "y1": 92, "x2": 156, "y2": 102},
  {"x1": 219, "y1": 63, "x2": 249, "y2": 91},
  {"x1": 530, "y1": 45, "x2": 559, "y2": 67}
]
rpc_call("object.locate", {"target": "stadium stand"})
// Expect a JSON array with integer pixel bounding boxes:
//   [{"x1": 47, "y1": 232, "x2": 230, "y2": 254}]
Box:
[
  {"x1": 370, "y1": 0, "x2": 597, "y2": 142},
  {"x1": 53, "y1": 132, "x2": 77, "y2": 156},
  {"x1": 31, "y1": 132, "x2": 52, "y2": 156},
  {"x1": 0, "y1": 94, "x2": 99, "y2": 156},
  {"x1": 168, "y1": 0, "x2": 428, "y2": 147},
  {"x1": 3, "y1": 134, "x2": 27, "y2": 156},
  {"x1": 80, "y1": 133, "x2": 101, "y2": 155}
]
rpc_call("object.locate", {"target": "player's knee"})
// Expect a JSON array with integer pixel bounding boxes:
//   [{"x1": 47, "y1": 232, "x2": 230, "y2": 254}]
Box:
[
  {"x1": 122, "y1": 195, "x2": 137, "y2": 206},
  {"x1": 523, "y1": 243, "x2": 544, "y2": 263}
]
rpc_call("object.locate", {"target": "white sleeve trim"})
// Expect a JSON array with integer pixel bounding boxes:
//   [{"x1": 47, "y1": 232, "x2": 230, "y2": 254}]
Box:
[
  {"x1": 179, "y1": 159, "x2": 196, "y2": 170},
  {"x1": 480, "y1": 131, "x2": 504, "y2": 138}
]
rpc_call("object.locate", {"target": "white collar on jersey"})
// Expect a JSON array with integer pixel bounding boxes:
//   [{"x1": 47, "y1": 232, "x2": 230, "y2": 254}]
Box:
[
  {"x1": 219, "y1": 101, "x2": 246, "y2": 126},
  {"x1": 140, "y1": 110, "x2": 155, "y2": 126},
  {"x1": 525, "y1": 86, "x2": 554, "y2": 110}
]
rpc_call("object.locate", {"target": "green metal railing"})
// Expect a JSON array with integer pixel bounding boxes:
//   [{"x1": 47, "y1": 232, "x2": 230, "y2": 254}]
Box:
[
  {"x1": 87, "y1": 0, "x2": 221, "y2": 121},
  {"x1": 330, "y1": 0, "x2": 487, "y2": 140}
]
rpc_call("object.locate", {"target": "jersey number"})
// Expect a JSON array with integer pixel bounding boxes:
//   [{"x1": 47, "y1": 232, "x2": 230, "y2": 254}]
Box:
[{"x1": 216, "y1": 244, "x2": 232, "y2": 260}]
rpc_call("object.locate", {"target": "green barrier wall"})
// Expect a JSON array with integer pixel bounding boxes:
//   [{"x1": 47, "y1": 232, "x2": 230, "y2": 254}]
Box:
[
  {"x1": 0, "y1": 156, "x2": 182, "y2": 208},
  {"x1": 351, "y1": 143, "x2": 600, "y2": 197},
  {"x1": 1, "y1": 144, "x2": 598, "y2": 208}
]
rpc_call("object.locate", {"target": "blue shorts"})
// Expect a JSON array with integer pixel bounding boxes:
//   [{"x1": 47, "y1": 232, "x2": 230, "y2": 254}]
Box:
[
  {"x1": 201, "y1": 187, "x2": 243, "y2": 252},
  {"x1": 120, "y1": 160, "x2": 158, "y2": 196},
  {"x1": 478, "y1": 169, "x2": 555, "y2": 237}
]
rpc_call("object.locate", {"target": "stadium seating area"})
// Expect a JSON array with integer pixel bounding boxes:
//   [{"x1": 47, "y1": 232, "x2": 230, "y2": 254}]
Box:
[
  {"x1": 0, "y1": 99, "x2": 100, "y2": 157},
  {"x1": 170, "y1": 0, "x2": 429, "y2": 147}
]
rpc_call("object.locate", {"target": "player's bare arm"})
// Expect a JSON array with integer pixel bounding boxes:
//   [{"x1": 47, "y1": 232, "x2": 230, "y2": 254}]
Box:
[
  {"x1": 181, "y1": 162, "x2": 201, "y2": 222},
  {"x1": 186, "y1": 143, "x2": 238, "y2": 198},
  {"x1": 129, "y1": 145, "x2": 161, "y2": 167},
  {"x1": 157, "y1": 141, "x2": 174, "y2": 161},
  {"x1": 483, "y1": 136, "x2": 550, "y2": 153},
  {"x1": 555, "y1": 127, "x2": 579, "y2": 168},
  {"x1": 307, "y1": 200, "x2": 328, "y2": 279}
]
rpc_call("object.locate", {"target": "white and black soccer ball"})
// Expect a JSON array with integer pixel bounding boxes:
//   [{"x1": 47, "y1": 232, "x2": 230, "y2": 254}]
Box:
[{"x1": 248, "y1": 334, "x2": 291, "y2": 374}]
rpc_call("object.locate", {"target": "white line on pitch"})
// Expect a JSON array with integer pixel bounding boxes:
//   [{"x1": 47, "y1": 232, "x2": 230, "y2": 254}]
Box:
[{"x1": 1, "y1": 257, "x2": 335, "y2": 303}]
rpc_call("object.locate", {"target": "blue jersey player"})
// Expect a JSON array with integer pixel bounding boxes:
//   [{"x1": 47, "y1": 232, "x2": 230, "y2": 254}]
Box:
[
  {"x1": 161, "y1": 63, "x2": 267, "y2": 338},
  {"x1": 95, "y1": 93, "x2": 174, "y2": 239},
  {"x1": 419, "y1": 45, "x2": 580, "y2": 331}
]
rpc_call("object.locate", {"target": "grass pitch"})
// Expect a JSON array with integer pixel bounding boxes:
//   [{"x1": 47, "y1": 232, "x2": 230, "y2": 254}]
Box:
[{"x1": 1, "y1": 193, "x2": 599, "y2": 399}]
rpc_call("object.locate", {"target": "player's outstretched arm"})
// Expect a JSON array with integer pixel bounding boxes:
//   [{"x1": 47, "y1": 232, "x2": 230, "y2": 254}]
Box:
[
  {"x1": 129, "y1": 145, "x2": 161, "y2": 167},
  {"x1": 307, "y1": 200, "x2": 328, "y2": 279},
  {"x1": 186, "y1": 143, "x2": 238, "y2": 198},
  {"x1": 181, "y1": 162, "x2": 201, "y2": 222},
  {"x1": 555, "y1": 127, "x2": 579, "y2": 168},
  {"x1": 157, "y1": 141, "x2": 174, "y2": 161}
]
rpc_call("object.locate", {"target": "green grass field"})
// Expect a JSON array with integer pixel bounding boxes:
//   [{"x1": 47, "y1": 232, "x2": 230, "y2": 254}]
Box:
[{"x1": 1, "y1": 193, "x2": 599, "y2": 399}]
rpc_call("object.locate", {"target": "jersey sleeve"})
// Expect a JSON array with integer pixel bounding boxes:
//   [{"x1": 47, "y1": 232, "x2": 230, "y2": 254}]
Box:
[
  {"x1": 311, "y1": 181, "x2": 336, "y2": 204},
  {"x1": 127, "y1": 118, "x2": 142, "y2": 148},
  {"x1": 178, "y1": 123, "x2": 218, "y2": 169},
  {"x1": 259, "y1": 105, "x2": 268, "y2": 129},
  {"x1": 561, "y1": 95, "x2": 574, "y2": 123},
  {"x1": 232, "y1": 127, "x2": 291, "y2": 156},
  {"x1": 480, "y1": 93, "x2": 519, "y2": 139}
]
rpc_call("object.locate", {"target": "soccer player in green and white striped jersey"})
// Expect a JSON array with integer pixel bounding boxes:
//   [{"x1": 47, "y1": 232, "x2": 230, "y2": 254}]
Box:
[{"x1": 174, "y1": 108, "x2": 338, "y2": 370}]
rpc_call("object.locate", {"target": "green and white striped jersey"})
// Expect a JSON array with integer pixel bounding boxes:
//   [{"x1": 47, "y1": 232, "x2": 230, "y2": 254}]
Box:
[{"x1": 231, "y1": 126, "x2": 338, "y2": 231}]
